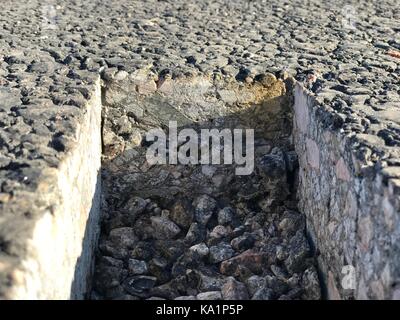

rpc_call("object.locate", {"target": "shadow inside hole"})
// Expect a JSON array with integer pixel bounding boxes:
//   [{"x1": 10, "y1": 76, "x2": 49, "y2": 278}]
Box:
[
  {"x1": 88, "y1": 80, "x2": 320, "y2": 300},
  {"x1": 101, "y1": 91, "x2": 294, "y2": 217}
]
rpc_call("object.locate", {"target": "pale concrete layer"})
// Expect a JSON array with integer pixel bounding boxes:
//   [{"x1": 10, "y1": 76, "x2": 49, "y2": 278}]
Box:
[{"x1": 0, "y1": 79, "x2": 102, "y2": 299}]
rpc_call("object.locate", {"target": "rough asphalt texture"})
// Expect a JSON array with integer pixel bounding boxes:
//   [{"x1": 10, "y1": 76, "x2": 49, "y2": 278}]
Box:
[{"x1": 0, "y1": 0, "x2": 399, "y2": 298}]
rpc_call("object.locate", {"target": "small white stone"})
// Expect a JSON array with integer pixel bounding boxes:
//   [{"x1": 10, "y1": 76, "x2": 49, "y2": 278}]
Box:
[
  {"x1": 128, "y1": 259, "x2": 148, "y2": 275},
  {"x1": 189, "y1": 243, "x2": 209, "y2": 257},
  {"x1": 114, "y1": 70, "x2": 129, "y2": 81}
]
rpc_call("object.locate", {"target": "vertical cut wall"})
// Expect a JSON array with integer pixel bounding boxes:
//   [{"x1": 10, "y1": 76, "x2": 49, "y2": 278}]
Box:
[
  {"x1": 0, "y1": 80, "x2": 102, "y2": 299},
  {"x1": 293, "y1": 83, "x2": 400, "y2": 300}
]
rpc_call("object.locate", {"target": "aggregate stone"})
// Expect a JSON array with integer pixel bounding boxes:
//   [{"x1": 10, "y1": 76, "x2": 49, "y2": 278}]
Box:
[
  {"x1": 220, "y1": 250, "x2": 267, "y2": 276},
  {"x1": 252, "y1": 288, "x2": 274, "y2": 300},
  {"x1": 195, "y1": 268, "x2": 227, "y2": 292},
  {"x1": 301, "y1": 267, "x2": 322, "y2": 300},
  {"x1": 189, "y1": 243, "x2": 209, "y2": 258},
  {"x1": 278, "y1": 211, "x2": 306, "y2": 239},
  {"x1": 217, "y1": 207, "x2": 235, "y2": 226},
  {"x1": 209, "y1": 243, "x2": 235, "y2": 264},
  {"x1": 150, "y1": 216, "x2": 181, "y2": 240},
  {"x1": 109, "y1": 227, "x2": 137, "y2": 249},
  {"x1": 174, "y1": 296, "x2": 197, "y2": 300},
  {"x1": 169, "y1": 199, "x2": 194, "y2": 229},
  {"x1": 221, "y1": 277, "x2": 249, "y2": 300},
  {"x1": 257, "y1": 150, "x2": 287, "y2": 179},
  {"x1": 230, "y1": 233, "x2": 256, "y2": 251},
  {"x1": 149, "y1": 282, "x2": 179, "y2": 299},
  {"x1": 154, "y1": 239, "x2": 185, "y2": 262},
  {"x1": 122, "y1": 276, "x2": 158, "y2": 297},
  {"x1": 171, "y1": 252, "x2": 202, "y2": 278},
  {"x1": 99, "y1": 242, "x2": 129, "y2": 260},
  {"x1": 131, "y1": 241, "x2": 154, "y2": 261},
  {"x1": 128, "y1": 259, "x2": 148, "y2": 275},
  {"x1": 148, "y1": 257, "x2": 171, "y2": 284},
  {"x1": 245, "y1": 275, "x2": 266, "y2": 296},
  {"x1": 194, "y1": 195, "x2": 218, "y2": 226},
  {"x1": 285, "y1": 231, "x2": 311, "y2": 274},
  {"x1": 196, "y1": 291, "x2": 222, "y2": 300},
  {"x1": 208, "y1": 225, "x2": 230, "y2": 243},
  {"x1": 184, "y1": 222, "x2": 206, "y2": 245},
  {"x1": 122, "y1": 196, "x2": 147, "y2": 218}
]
